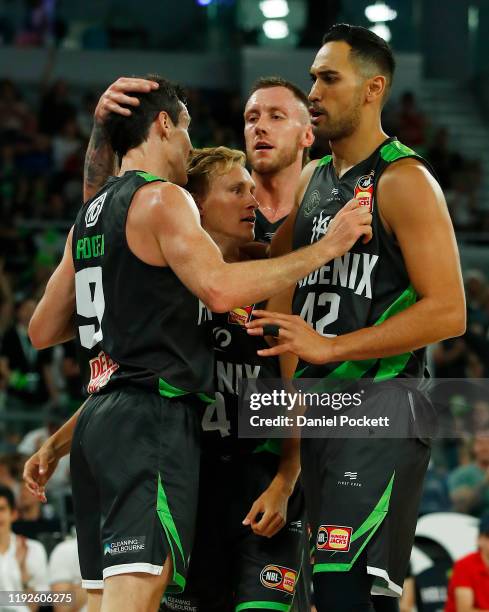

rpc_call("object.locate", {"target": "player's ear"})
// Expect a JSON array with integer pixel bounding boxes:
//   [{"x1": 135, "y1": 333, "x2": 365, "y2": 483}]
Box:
[
  {"x1": 366, "y1": 75, "x2": 386, "y2": 104},
  {"x1": 302, "y1": 123, "x2": 315, "y2": 148},
  {"x1": 156, "y1": 110, "x2": 172, "y2": 139}
]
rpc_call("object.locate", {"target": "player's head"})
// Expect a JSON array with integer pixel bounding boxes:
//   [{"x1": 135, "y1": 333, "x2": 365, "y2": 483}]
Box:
[
  {"x1": 309, "y1": 24, "x2": 395, "y2": 144},
  {"x1": 187, "y1": 147, "x2": 258, "y2": 245},
  {"x1": 244, "y1": 77, "x2": 313, "y2": 175},
  {"x1": 104, "y1": 74, "x2": 191, "y2": 186},
  {"x1": 0, "y1": 485, "x2": 17, "y2": 534}
]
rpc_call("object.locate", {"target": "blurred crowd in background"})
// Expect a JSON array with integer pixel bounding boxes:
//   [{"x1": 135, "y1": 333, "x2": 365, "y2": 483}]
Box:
[{"x1": 0, "y1": 73, "x2": 488, "y2": 610}]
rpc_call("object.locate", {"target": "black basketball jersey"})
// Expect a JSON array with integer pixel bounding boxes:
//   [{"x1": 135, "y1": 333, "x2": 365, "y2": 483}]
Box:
[
  {"x1": 72, "y1": 170, "x2": 213, "y2": 397},
  {"x1": 292, "y1": 138, "x2": 434, "y2": 381},
  {"x1": 200, "y1": 300, "x2": 280, "y2": 456},
  {"x1": 254, "y1": 209, "x2": 287, "y2": 243}
]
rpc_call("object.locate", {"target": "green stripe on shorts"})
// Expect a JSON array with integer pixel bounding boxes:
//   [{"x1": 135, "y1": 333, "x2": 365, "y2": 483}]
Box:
[
  {"x1": 156, "y1": 474, "x2": 186, "y2": 592},
  {"x1": 313, "y1": 472, "x2": 395, "y2": 573},
  {"x1": 236, "y1": 602, "x2": 291, "y2": 611}
]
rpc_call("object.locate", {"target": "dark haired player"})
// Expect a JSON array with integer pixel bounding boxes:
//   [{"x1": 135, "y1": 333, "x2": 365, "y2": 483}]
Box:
[
  {"x1": 25, "y1": 75, "x2": 372, "y2": 612},
  {"x1": 247, "y1": 24, "x2": 466, "y2": 612}
]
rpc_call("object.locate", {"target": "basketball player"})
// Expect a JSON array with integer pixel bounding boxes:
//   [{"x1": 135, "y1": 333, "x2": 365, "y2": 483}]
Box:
[
  {"x1": 25, "y1": 76, "x2": 372, "y2": 612},
  {"x1": 244, "y1": 77, "x2": 313, "y2": 243},
  {"x1": 246, "y1": 24, "x2": 466, "y2": 612},
  {"x1": 154, "y1": 146, "x2": 303, "y2": 612}
]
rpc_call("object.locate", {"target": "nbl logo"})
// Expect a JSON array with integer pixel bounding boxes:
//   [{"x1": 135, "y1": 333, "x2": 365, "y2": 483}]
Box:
[
  {"x1": 85, "y1": 192, "x2": 107, "y2": 228},
  {"x1": 317, "y1": 525, "x2": 352, "y2": 552}
]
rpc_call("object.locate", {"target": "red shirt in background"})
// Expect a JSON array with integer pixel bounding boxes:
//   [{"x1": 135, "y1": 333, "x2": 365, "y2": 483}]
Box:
[{"x1": 445, "y1": 551, "x2": 489, "y2": 612}]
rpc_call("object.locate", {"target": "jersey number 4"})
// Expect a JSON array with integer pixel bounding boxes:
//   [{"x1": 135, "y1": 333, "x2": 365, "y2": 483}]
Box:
[{"x1": 75, "y1": 267, "x2": 105, "y2": 349}]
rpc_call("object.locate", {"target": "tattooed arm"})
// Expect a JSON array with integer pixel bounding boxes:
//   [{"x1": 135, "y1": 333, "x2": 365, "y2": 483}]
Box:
[{"x1": 83, "y1": 77, "x2": 160, "y2": 202}]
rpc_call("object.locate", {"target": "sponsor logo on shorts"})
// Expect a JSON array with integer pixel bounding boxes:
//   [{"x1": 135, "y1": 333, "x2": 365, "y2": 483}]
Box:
[
  {"x1": 354, "y1": 172, "x2": 374, "y2": 212},
  {"x1": 288, "y1": 519, "x2": 303, "y2": 534},
  {"x1": 87, "y1": 351, "x2": 119, "y2": 393},
  {"x1": 317, "y1": 525, "x2": 352, "y2": 552},
  {"x1": 228, "y1": 304, "x2": 255, "y2": 326},
  {"x1": 103, "y1": 536, "x2": 146, "y2": 556},
  {"x1": 164, "y1": 596, "x2": 198, "y2": 612},
  {"x1": 337, "y1": 471, "x2": 362, "y2": 487},
  {"x1": 85, "y1": 192, "x2": 107, "y2": 227},
  {"x1": 260, "y1": 564, "x2": 297, "y2": 594}
]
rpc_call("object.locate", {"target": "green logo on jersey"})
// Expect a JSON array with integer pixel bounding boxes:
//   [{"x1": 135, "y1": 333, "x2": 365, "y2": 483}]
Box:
[{"x1": 76, "y1": 234, "x2": 105, "y2": 260}]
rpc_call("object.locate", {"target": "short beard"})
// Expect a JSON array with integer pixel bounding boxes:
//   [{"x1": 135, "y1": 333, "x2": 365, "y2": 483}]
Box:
[
  {"x1": 315, "y1": 96, "x2": 362, "y2": 144},
  {"x1": 249, "y1": 140, "x2": 301, "y2": 176}
]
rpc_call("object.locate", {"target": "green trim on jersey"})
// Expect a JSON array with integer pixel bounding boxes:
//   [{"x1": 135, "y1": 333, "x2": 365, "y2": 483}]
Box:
[
  {"x1": 236, "y1": 602, "x2": 291, "y2": 611},
  {"x1": 317, "y1": 154, "x2": 333, "y2": 167},
  {"x1": 313, "y1": 472, "x2": 394, "y2": 574},
  {"x1": 159, "y1": 377, "x2": 188, "y2": 399},
  {"x1": 136, "y1": 171, "x2": 166, "y2": 183},
  {"x1": 253, "y1": 438, "x2": 282, "y2": 456},
  {"x1": 295, "y1": 285, "x2": 417, "y2": 381},
  {"x1": 380, "y1": 140, "x2": 417, "y2": 163},
  {"x1": 156, "y1": 474, "x2": 186, "y2": 592}
]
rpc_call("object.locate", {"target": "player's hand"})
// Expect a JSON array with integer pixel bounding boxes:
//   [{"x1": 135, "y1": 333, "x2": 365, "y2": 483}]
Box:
[
  {"x1": 94, "y1": 77, "x2": 159, "y2": 124},
  {"x1": 23, "y1": 440, "x2": 60, "y2": 503},
  {"x1": 242, "y1": 480, "x2": 289, "y2": 538},
  {"x1": 323, "y1": 198, "x2": 373, "y2": 258},
  {"x1": 246, "y1": 310, "x2": 332, "y2": 364}
]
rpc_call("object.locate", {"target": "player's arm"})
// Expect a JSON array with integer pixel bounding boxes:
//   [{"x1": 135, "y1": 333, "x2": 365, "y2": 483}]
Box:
[
  {"x1": 265, "y1": 160, "x2": 319, "y2": 375},
  {"x1": 242, "y1": 437, "x2": 300, "y2": 538},
  {"x1": 248, "y1": 160, "x2": 466, "y2": 361},
  {"x1": 148, "y1": 182, "x2": 372, "y2": 312},
  {"x1": 28, "y1": 229, "x2": 76, "y2": 350},
  {"x1": 84, "y1": 77, "x2": 159, "y2": 202},
  {"x1": 23, "y1": 401, "x2": 86, "y2": 502}
]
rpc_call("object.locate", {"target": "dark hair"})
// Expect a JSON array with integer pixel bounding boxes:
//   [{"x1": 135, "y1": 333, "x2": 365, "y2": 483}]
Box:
[
  {"x1": 104, "y1": 75, "x2": 187, "y2": 158},
  {"x1": 0, "y1": 485, "x2": 15, "y2": 511},
  {"x1": 248, "y1": 76, "x2": 309, "y2": 111},
  {"x1": 322, "y1": 24, "x2": 395, "y2": 96}
]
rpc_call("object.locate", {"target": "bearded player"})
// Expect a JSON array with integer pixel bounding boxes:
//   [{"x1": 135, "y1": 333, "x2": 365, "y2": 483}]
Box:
[{"x1": 247, "y1": 24, "x2": 466, "y2": 612}]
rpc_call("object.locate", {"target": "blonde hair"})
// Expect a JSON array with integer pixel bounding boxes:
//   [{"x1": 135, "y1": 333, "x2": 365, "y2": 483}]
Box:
[{"x1": 187, "y1": 146, "x2": 246, "y2": 199}]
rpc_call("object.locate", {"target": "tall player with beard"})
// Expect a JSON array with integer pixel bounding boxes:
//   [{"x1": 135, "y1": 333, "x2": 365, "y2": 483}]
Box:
[{"x1": 247, "y1": 24, "x2": 466, "y2": 612}]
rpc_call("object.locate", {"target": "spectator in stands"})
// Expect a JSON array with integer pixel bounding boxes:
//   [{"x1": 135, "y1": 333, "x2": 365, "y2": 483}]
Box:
[
  {"x1": 445, "y1": 514, "x2": 489, "y2": 612},
  {"x1": 0, "y1": 297, "x2": 58, "y2": 411},
  {"x1": 419, "y1": 460, "x2": 452, "y2": 515},
  {"x1": 49, "y1": 534, "x2": 87, "y2": 612},
  {"x1": 426, "y1": 127, "x2": 463, "y2": 190},
  {"x1": 445, "y1": 169, "x2": 479, "y2": 231},
  {"x1": 394, "y1": 91, "x2": 427, "y2": 149},
  {"x1": 0, "y1": 484, "x2": 49, "y2": 609},
  {"x1": 448, "y1": 430, "x2": 489, "y2": 517},
  {"x1": 38, "y1": 79, "x2": 76, "y2": 136},
  {"x1": 0, "y1": 454, "x2": 22, "y2": 499},
  {"x1": 13, "y1": 483, "x2": 60, "y2": 540},
  {"x1": 17, "y1": 406, "x2": 70, "y2": 493}
]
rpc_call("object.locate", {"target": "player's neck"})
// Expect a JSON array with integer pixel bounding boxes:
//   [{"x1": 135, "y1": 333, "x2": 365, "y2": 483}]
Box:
[
  {"x1": 119, "y1": 145, "x2": 174, "y2": 183},
  {"x1": 252, "y1": 158, "x2": 302, "y2": 223},
  {"x1": 207, "y1": 231, "x2": 242, "y2": 263},
  {"x1": 330, "y1": 117, "x2": 388, "y2": 179}
]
